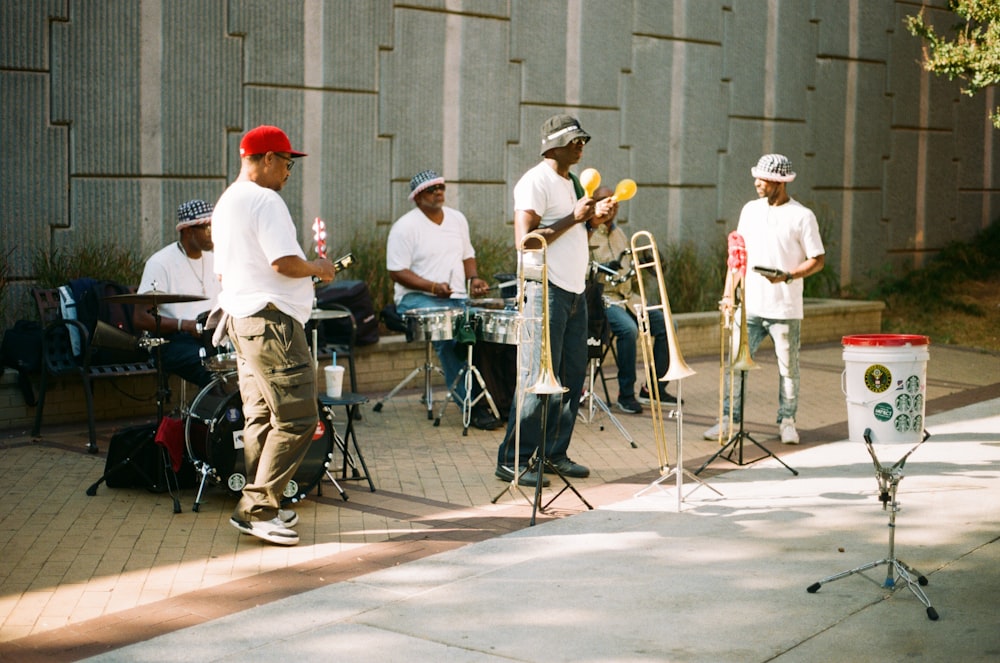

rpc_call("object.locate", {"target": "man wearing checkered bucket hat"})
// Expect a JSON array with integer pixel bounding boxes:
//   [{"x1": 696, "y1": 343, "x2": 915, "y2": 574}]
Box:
[
  {"x1": 134, "y1": 199, "x2": 222, "y2": 389},
  {"x1": 704, "y1": 154, "x2": 826, "y2": 445}
]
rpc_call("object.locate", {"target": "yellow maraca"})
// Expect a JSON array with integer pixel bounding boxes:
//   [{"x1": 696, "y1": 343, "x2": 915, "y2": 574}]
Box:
[
  {"x1": 579, "y1": 168, "x2": 601, "y2": 197},
  {"x1": 611, "y1": 178, "x2": 637, "y2": 202}
]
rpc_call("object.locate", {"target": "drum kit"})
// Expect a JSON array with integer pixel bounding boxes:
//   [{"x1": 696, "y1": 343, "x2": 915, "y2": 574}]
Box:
[{"x1": 88, "y1": 289, "x2": 338, "y2": 513}]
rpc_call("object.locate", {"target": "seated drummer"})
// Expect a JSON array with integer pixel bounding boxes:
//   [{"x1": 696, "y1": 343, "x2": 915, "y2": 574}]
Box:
[
  {"x1": 133, "y1": 199, "x2": 221, "y2": 388},
  {"x1": 587, "y1": 186, "x2": 678, "y2": 411},
  {"x1": 386, "y1": 169, "x2": 502, "y2": 430}
]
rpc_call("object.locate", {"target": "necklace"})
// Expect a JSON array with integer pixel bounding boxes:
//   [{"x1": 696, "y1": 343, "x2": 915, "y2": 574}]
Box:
[{"x1": 178, "y1": 241, "x2": 206, "y2": 295}]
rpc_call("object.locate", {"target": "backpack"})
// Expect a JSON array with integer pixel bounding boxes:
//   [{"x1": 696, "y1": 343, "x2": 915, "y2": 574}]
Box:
[
  {"x1": 314, "y1": 279, "x2": 380, "y2": 346},
  {"x1": 70, "y1": 278, "x2": 149, "y2": 364},
  {"x1": 1, "y1": 320, "x2": 44, "y2": 405}
]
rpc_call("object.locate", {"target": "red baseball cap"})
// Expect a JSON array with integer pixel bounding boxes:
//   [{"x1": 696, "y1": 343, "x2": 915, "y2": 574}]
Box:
[{"x1": 239, "y1": 125, "x2": 307, "y2": 158}]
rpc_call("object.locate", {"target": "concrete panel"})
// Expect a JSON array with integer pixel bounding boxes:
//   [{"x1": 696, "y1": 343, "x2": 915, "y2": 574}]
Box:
[
  {"x1": 954, "y1": 91, "x2": 1000, "y2": 191},
  {"x1": 313, "y1": 0, "x2": 393, "y2": 91},
  {"x1": 403, "y1": 0, "x2": 508, "y2": 18},
  {"x1": 884, "y1": 130, "x2": 959, "y2": 255},
  {"x1": 627, "y1": 36, "x2": 726, "y2": 186},
  {"x1": 958, "y1": 191, "x2": 1000, "y2": 237},
  {"x1": 813, "y1": 0, "x2": 893, "y2": 61},
  {"x1": 633, "y1": 0, "x2": 726, "y2": 42},
  {"x1": 0, "y1": 72, "x2": 69, "y2": 278},
  {"x1": 810, "y1": 59, "x2": 890, "y2": 188},
  {"x1": 151, "y1": 180, "x2": 230, "y2": 256},
  {"x1": 161, "y1": 2, "x2": 241, "y2": 176},
  {"x1": 229, "y1": 0, "x2": 305, "y2": 86},
  {"x1": 512, "y1": 0, "x2": 629, "y2": 108},
  {"x1": 51, "y1": 2, "x2": 142, "y2": 175},
  {"x1": 630, "y1": 187, "x2": 721, "y2": 253},
  {"x1": 0, "y1": 1, "x2": 66, "y2": 69},
  {"x1": 57, "y1": 180, "x2": 144, "y2": 254},
  {"x1": 887, "y1": 4, "x2": 962, "y2": 131},
  {"x1": 724, "y1": 0, "x2": 815, "y2": 121}
]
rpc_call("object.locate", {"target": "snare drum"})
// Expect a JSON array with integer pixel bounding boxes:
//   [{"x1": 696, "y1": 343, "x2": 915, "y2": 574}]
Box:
[
  {"x1": 474, "y1": 308, "x2": 521, "y2": 345},
  {"x1": 185, "y1": 374, "x2": 333, "y2": 504},
  {"x1": 404, "y1": 307, "x2": 455, "y2": 342}
]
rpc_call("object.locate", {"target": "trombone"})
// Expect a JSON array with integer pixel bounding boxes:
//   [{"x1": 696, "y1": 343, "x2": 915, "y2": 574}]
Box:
[
  {"x1": 718, "y1": 232, "x2": 758, "y2": 445},
  {"x1": 629, "y1": 230, "x2": 696, "y2": 473}
]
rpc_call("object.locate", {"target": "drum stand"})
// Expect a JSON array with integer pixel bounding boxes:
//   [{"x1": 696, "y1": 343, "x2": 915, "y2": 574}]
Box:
[
  {"x1": 694, "y1": 370, "x2": 798, "y2": 476},
  {"x1": 372, "y1": 339, "x2": 448, "y2": 421},
  {"x1": 807, "y1": 429, "x2": 938, "y2": 621},
  {"x1": 437, "y1": 341, "x2": 500, "y2": 434},
  {"x1": 578, "y1": 356, "x2": 635, "y2": 448}
]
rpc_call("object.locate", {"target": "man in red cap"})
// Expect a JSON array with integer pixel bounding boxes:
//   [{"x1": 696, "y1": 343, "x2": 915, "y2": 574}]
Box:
[{"x1": 213, "y1": 125, "x2": 338, "y2": 546}]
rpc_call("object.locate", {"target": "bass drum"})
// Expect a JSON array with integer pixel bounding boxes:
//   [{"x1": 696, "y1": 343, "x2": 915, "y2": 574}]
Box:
[{"x1": 185, "y1": 374, "x2": 333, "y2": 505}]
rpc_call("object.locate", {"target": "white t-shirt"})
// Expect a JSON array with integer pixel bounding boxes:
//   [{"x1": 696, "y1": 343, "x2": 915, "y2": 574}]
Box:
[
  {"x1": 386, "y1": 206, "x2": 476, "y2": 305},
  {"x1": 212, "y1": 180, "x2": 314, "y2": 325},
  {"x1": 138, "y1": 242, "x2": 221, "y2": 321},
  {"x1": 738, "y1": 197, "x2": 825, "y2": 320},
  {"x1": 513, "y1": 161, "x2": 588, "y2": 294}
]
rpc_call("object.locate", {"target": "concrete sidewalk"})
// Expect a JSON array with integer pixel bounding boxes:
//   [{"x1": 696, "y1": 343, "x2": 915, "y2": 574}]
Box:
[{"x1": 84, "y1": 398, "x2": 1000, "y2": 663}]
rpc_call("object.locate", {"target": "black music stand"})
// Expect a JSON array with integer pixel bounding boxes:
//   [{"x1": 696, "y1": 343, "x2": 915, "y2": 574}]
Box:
[
  {"x1": 86, "y1": 302, "x2": 182, "y2": 513},
  {"x1": 807, "y1": 429, "x2": 938, "y2": 620},
  {"x1": 694, "y1": 369, "x2": 798, "y2": 476}
]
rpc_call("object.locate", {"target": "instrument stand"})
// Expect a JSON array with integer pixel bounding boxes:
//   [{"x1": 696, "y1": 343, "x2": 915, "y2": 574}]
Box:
[
  {"x1": 372, "y1": 339, "x2": 449, "y2": 421},
  {"x1": 578, "y1": 356, "x2": 635, "y2": 448},
  {"x1": 86, "y1": 307, "x2": 182, "y2": 513},
  {"x1": 437, "y1": 341, "x2": 500, "y2": 434},
  {"x1": 694, "y1": 370, "x2": 798, "y2": 476},
  {"x1": 526, "y1": 393, "x2": 593, "y2": 526},
  {"x1": 634, "y1": 381, "x2": 721, "y2": 509},
  {"x1": 807, "y1": 429, "x2": 938, "y2": 621}
]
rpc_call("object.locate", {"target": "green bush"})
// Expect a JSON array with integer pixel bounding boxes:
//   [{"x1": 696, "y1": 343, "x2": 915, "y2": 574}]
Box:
[{"x1": 33, "y1": 244, "x2": 145, "y2": 289}]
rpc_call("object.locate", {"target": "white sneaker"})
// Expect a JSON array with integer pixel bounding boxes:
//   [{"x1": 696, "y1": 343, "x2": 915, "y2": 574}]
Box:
[
  {"x1": 229, "y1": 516, "x2": 299, "y2": 546},
  {"x1": 780, "y1": 418, "x2": 799, "y2": 444},
  {"x1": 703, "y1": 421, "x2": 732, "y2": 440}
]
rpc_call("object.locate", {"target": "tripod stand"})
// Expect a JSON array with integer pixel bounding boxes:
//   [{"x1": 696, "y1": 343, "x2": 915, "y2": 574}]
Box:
[
  {"x1": 439, "y1": 336, "x2": 500, "y2": 434},
  {"x1": 695, "y1": 369, "x2": 798, "y2": 476},
  {"x1": 84, "y1": 292, "x2": 205, "y2": 513},
  {"x1": 578, "y1": 354, "x2": 635, "y2": 448},
  {"x1": 372, "y1": 338, "x2": 450, "y2": 421},
  {"x1": 807, "y1": 429, "x2": 938, "y2": 620}
]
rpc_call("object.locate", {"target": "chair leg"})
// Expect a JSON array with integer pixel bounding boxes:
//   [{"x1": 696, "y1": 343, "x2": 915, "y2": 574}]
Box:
[
  {"x1": 82, "y1": 375, "x2": 99, "y2": 454},
  {"x1": 31, "y1": 371, "x2": 49, "y2": 437}
]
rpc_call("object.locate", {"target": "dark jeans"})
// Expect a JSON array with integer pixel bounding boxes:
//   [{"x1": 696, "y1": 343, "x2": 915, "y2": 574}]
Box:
[
  {"x1": 497, "y1": 282, "x2": 588, "y2": 467},
  {"x1": 155, "y1": 333, "x2": 214, "y2": 388}
]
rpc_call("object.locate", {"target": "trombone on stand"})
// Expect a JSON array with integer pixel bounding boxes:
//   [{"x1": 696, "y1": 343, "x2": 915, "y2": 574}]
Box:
[
  {"x1": 629, "y1": 231, "x2": 720, "y2": 509},
  {"x1": 491, "y1": 232, "x2": 593, "y2": 524},
  {"x1": 695, "y1": 232, "x2": 797, "y2": 476}
]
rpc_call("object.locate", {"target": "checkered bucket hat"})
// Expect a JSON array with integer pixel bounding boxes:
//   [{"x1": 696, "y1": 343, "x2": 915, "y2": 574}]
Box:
[
  {"x1": 750, "y1": 154, "x2": 796, "y2": 182},
  {"x1": 408, "y1": 169, "x2": 445, "y2": 201}
]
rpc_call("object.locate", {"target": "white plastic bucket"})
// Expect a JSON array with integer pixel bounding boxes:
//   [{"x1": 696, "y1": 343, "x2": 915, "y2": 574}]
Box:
[{"x1": 842, "y1": 334, "x2": 930, "y2": 444}]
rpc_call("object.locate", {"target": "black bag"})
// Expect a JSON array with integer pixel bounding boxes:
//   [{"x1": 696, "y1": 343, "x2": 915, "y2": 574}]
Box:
[
  {"x1": 71, "y1": 278, "x2": 149, "y2": 364},
  {"x1": 1, "y1": 320, "x2": 43, "y2": 405},
  {"x1": 314, "y1": 279, "x2": 379, "y2": 346},
  {"x1": 104, "y1": 423, "x2": 195, "y2": 491}
]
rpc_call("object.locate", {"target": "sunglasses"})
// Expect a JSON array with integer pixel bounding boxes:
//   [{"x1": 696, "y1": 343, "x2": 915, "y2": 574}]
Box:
[{"x1": 272, "y1": 153, "x2": 294, "y2": 171}]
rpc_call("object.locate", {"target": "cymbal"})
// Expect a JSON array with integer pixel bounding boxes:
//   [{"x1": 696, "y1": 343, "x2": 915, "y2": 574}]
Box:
[{"x1": 105, "y1": 290, "x2": 207, "y2": 305}]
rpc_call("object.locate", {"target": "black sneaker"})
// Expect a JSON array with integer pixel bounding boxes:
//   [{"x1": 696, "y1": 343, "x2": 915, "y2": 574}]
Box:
[
  {"x1": 495, "y1": 464, "x2": 550, "y2": 487},
  {"x1": 616, "y1": 396, "x2": 643, "y2": 414},
  {"x1": 544, "y1": 458, "x2": 590, "y2": 478},
  {"x1": 472, "y1": 408, "x2": 503, "y2": 431},
  {"x1": 638, "y1": 384, "x2": 681, "y2": 406}
]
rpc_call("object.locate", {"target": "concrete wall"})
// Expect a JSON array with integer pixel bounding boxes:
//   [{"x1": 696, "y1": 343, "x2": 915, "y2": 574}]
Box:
[{"x1": 2, "y1": 0, "x2": 998, "y2": 324}]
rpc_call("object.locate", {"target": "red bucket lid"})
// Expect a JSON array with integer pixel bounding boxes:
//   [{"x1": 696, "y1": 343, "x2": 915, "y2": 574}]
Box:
[{"x1": 842, "y1": 334, "x2": 930, "y2": 347}]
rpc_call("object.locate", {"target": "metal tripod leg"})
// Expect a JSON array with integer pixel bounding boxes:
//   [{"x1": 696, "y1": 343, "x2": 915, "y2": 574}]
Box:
[
  {"x1": 372, "y1": 340, "x2": 445, "y2": 420},
  {"x1": 436, "y1": 343, "x2": 499, "y2": 433},
  {"x1": 578, "y1": 356, "x2": 635, "y2": 447}
]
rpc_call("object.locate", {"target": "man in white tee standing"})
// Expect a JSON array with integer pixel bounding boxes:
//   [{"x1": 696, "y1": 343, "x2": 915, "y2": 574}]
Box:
[{"x1": 212, "y1": 125, "x2": 338, "y2": 546}]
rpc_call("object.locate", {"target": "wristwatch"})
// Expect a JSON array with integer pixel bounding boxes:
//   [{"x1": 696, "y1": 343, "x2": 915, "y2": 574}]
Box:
[{"x1": 784, "y1": 272, "x2": 793, "y2": 283}]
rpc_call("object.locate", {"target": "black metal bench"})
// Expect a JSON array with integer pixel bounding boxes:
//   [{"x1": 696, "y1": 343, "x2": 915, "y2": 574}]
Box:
[{"x1": 31, "y1": 288, "x2": 156, "y2": 454}]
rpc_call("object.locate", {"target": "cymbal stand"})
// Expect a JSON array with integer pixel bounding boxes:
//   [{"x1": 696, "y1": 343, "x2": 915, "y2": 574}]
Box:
[
  {"x1": 807, "y1": 429, "x2": 938, "y2": 621},
  {"x1": 578, "y1": 354, "x2": 635, "y2": 448},
  {"x1": 86, "y1": 305, "x2": 181, "y2": 513},
  {"x1": 634, "y1": 380, "x2": 721, "y2": 509},
  {"x1": 694, "y1": 369, "x2": 798, "y2": 476}
]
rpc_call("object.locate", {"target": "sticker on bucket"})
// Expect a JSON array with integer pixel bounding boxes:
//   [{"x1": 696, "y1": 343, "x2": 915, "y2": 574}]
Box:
[{"x1": 842, "y1": 334, "x2": 930, "y2": 444}]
